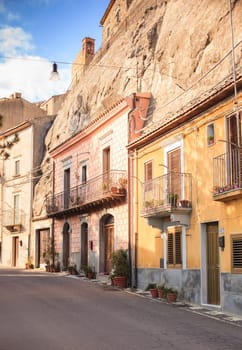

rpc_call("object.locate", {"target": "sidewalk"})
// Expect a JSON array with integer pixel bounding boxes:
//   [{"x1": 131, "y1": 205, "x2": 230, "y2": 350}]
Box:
[{"x1": 67, "y1": 272, "x2": 242, "y2": 328}]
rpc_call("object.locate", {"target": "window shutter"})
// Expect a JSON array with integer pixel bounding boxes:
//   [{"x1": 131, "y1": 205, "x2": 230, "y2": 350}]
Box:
[
  {"x1": 232, "y1": 235, "x2": 242, "y2": 272},
  {"x1": 167, "y1": 233, "x2": 174, "y2": 265},
  {"x1": 175, "y1": 231, "x2": 182, "y2": 265}
]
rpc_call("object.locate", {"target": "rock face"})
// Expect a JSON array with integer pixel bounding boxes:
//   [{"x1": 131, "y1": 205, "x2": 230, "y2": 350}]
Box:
[{"x1": 33, "y1": 0, "x2": 242, "y2": 216}]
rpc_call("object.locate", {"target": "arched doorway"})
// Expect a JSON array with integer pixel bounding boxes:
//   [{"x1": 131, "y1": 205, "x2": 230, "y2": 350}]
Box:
[
  {"x1": 100, "y1": 214, "x2": 114, "y2": 274},
  {"x1": 81, "y1": 222, "x2": 88, "y2": 268},
  {"x1": 63, "y1": 222, "x2": 70, "y2": 270}
]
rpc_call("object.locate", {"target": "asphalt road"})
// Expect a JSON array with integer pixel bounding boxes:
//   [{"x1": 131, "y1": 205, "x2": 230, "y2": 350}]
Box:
[{"x1": 0, "y1": 268, "x2": 242, "y2": 350}]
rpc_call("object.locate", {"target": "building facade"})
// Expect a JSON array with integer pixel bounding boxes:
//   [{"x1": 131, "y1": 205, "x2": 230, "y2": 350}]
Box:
[
  {"x1": 128, "y1": 74, "x2": 242, "y2": 316},
  {"x1": 100, "y1": 0, "x2": 134, "y2": 44},
  {"x1": 46, "y1": 92, "x2": 151, "y2": 274},
  {"x1": 0, "y1": 117, "x2": 55, "y2": 267}
]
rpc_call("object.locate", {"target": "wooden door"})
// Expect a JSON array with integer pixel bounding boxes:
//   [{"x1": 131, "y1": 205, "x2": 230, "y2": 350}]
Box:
[
  {"x1": 63, "y1": 223, "x2": 70, "y2": 270},
  {"x1": 207, "y1": 223, "x2": 220, "y2": 305},
  {"x1": 12, "y1": 236, "x2": 19, "y2": 267},
  {"x1": 167, "y1": 148, "x2": 181, "y2": 194},
  {"x1": 81, "y1": 223, "x2": 88, "y2": 268},
  {"x1": 36, "y1": 229, "x2": 50, "y2": 267},
  {"x1": 64, "y1": 168, "x2": 70, "y2": 209},
  {"x1": 104, "y1": 224, "x2": 114, "y2": 274}
]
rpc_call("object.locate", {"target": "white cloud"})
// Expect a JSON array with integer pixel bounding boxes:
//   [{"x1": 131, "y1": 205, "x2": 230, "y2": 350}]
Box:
[
  {"x1": 7, "y1": 12, "x2": 20, "y2": 21},
  {"x1": 0, "y1": 56, "x2": 71, "y2": 102},
  {"x1": 0, "y1": 26, "x2": 34, "y2": 56}
]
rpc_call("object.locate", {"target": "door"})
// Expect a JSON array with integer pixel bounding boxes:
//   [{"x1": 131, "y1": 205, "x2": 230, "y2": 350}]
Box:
[
  {"x1": 167, "y1": 148, "x2": 181, "y2": 205},
  {"x1": 104, "y1": 223, "x2": 114, "y2": 274},
  {"x1": 103, "y1": 147, "x2": 110, "y2": 191},
  {"x1": 81, "y1": 223, "x2": 88, "y2": 268},
  {"x1": 12, "y1": 236, "x2": 19, "y2": 267},
  {"x1": 207, "y1": 222, "x2": 220, "y2": 305},
  {"x1": 63, "y1": 222, "x2": 70, "y2": 270},
  {"x1": 64, "y1": 168, "x2": 70, "y2": 209},
  {"x1": 36, "y1": 229, "x2": 50, "y2": 267}
]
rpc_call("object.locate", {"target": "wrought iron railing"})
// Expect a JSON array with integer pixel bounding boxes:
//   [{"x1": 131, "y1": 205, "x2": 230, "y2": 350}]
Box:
[
  {"x1": 141, "y1": 172, "x2": 192, "y2": 216},
  {"x1": 46, "y1": 170, "x2": 127, "y2": 215},
  {"x1": 2, "y1": 209, "x2": 26, "y2": 227},
  {"x1": 213, "y1": 148, "x2": 242, "y2": 195}
]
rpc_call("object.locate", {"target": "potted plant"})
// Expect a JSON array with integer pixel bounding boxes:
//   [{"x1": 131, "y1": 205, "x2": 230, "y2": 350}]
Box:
[
  {"x1": 207, "y1": 135, "x2": 214, "y2": 145},
  {"x1": 111, "y1": 249, "x2": 129, "y2": 288},
  {"x1": 68, "y1": 263, "x2": 78, "y2": 275},
  {"x1": 145, "y1": 283, "x2": 158, "y2": 298},
  {"x1": 82, "y1": 265, "x2": 96, "y2": 279},
  {"x1": 157, "y1": 284, "x2": 167, "y2": 299},
  {"x1": 166, "y1": 287, "x2": 178, "y2": 303},
  {"x1": 169, "y1": 193, "x2": 178, "y2": 206}
]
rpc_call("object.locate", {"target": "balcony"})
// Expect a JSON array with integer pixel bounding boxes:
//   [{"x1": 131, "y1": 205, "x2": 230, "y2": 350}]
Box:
[
  {"x1": 213, "y1": 149, "x2": 242, "y2": 202},
  {"x1": 3, "y1": 209, "x2": 26, "y2": 232},
  {"x1": 46, "y1": 170, "x2": 127, "y2": 217},
  {"x1": 141, "y1": 172, "x2": 192, "y2": 218}
]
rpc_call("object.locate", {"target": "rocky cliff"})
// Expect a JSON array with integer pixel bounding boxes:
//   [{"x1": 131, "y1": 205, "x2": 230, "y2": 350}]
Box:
[{"x1": 33, "y1": 0, "x2": 242, "y2": 217}]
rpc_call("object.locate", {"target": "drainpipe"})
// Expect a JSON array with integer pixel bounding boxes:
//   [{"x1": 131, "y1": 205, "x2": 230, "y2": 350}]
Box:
[
  {"x1": 229, "y1": 0, "x2": 240, "y2": 147},
  {"x1": 51, "y1": 158, "x2": 55, "y2": 268},
  {"x1": 0, "y1": 156, "x2": 5, "y2": 264},
  {"x1": 127, "y1": 93, "x2": 137, "y2": 288}
]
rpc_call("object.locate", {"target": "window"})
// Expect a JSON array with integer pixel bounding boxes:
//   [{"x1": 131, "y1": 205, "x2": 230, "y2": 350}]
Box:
[
  {"x1": 13, "y1": 194, "x2": 20, "y2": 224},
  {"x1": 231, "y1": 234, "x2": 242, "y2": 273},
  {"x1": 167, "y1": 228, "x2": 182, "y2": 268},
  {"x1": 207, "y1": 123, "x2": 215, "y2": 145},
  {"x1": 144, "y1": 160, "x2": 153, "y2": 191},
  {"x1": 81, "y1": 164, "x2": 87, "y2": 184},
  {"x1": 14, "y1": 160, "x2": 20, "y2": 176}
]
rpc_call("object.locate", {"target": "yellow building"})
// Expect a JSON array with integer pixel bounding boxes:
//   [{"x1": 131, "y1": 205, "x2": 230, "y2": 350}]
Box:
[{"x1": 128, "y1": 72, "x2": 242, "y2": 316}]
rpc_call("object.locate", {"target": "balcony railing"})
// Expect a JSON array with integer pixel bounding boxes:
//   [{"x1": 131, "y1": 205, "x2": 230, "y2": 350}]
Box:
[
  {"x1": 141, "y1": 172, "x2": 192, "y2": 217},
  {"x1": 213, "y1": 149, "x2": 242, "y2": 201},
  {"x1": 2, "y1": 209, "x2": 26, "y2": 231},
  {"x1": 46, "y1": 170, "x2": 127, "y2": 216}
]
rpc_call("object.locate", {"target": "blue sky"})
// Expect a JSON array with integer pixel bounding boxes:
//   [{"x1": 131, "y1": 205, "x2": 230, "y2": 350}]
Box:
[{"x1": 0, "y1": 0, "x2": 110, "y2": 102}]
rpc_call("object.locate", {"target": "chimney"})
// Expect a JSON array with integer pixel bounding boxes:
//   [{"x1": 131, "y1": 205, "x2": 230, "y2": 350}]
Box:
[{"x1": 10, "y1": 92, "x2": 22, "y2": 99}]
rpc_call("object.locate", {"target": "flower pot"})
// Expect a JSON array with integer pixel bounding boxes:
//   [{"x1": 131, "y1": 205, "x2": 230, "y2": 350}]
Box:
[
  {"x1": 114, "y1": 276, "x2": 127, "y2": 288},
  {"x1": 150, "y1": 288, "x2": 158, "y2": 298},
  {"x1": 87, "y1": 271, "x2": 96, "y2": 279},
  {"x1": 167, "y1": 292, "x2": 177, "y2": 303},
  {"x1": 158, "y1": 289, "x2": 165, "y2": 299}
]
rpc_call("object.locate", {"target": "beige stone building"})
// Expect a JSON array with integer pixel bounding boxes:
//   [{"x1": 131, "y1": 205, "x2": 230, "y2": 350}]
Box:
[
  {"x1": 0, "y1": 116, "x2": 55, "y2": 267},
  {"x1": 100, "y1": 0, "x2": 134, "y2": 44},
  {"x1": 0, "y1": 92, "x2": 47, "y2": 132}
]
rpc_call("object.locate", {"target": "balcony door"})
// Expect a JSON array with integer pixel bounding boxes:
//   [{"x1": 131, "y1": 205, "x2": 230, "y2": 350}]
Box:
[
  {"x1": 13, "y1": 194, "x2": 20, "y2": 224},
  {"x1": 64, "y1": 168, "x2": 70, "y2": 209},
  {"x1": 103, "y1": 147, "x2": 110, "y2": 191},
  {"x1": 167, "y1": 148, "x2": 181, "y2": 204},
  {"x1": 226, "y1": 113, "x2": 242, "y2": 186}
]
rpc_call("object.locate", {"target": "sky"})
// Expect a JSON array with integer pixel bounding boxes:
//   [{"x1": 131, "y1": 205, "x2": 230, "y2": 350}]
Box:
[{"x1": 0, "y1": 0, "x2": 110, "y2": 102}]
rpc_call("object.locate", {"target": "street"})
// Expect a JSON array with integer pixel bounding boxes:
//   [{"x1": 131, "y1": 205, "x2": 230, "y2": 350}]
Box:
[{"x1": 0, "y1": 268, "x2": 242, "y2": 350}]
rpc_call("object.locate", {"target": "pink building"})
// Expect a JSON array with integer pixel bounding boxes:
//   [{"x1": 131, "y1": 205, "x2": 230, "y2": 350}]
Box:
[{"x1": 46, "y1": 93, "x2": 151, "y2": 274}]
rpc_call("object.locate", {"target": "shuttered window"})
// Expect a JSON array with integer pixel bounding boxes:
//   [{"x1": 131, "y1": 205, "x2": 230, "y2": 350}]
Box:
[
  {"x1": 144, "y1": 160, "x2": 153, "y2": 191},
  {"x1": 231, "y1": 234, "x2": 242, "y2": 273},
  {"x1": 167, "y1": 229, "x2": 182, "y2": 268}
]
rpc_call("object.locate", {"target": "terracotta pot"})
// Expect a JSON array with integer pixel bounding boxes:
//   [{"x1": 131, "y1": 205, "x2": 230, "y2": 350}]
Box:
[
  {"x1": 114, "y1": 276, "x2": 127, "y2": 288},
  {"x1": 167, "y1": 292, "x2": 177, "y2": 303},
  {"x1": 158, "y1": 289, "x2": 165, "y2": 299},
  {"x1": 150, "y1": 288, "x2": 158, "y2": 298}
]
